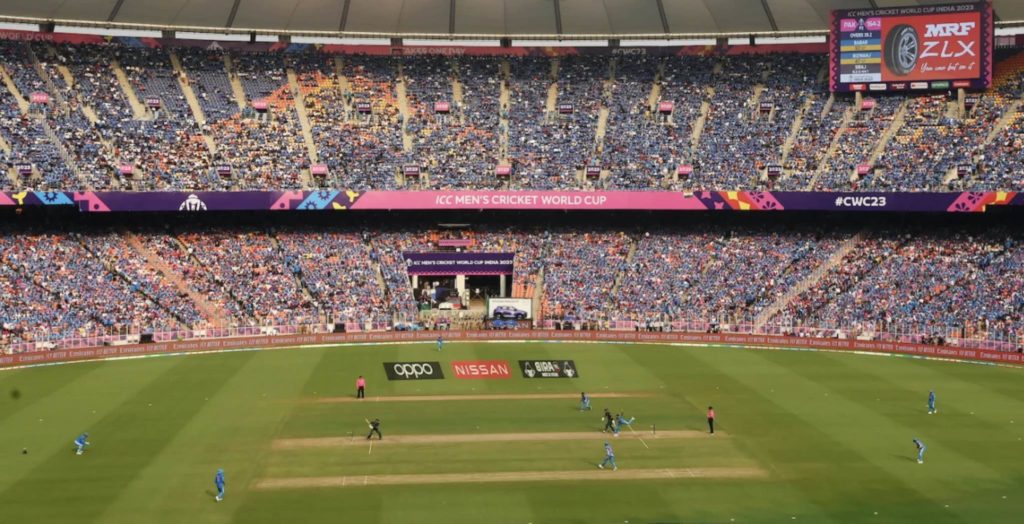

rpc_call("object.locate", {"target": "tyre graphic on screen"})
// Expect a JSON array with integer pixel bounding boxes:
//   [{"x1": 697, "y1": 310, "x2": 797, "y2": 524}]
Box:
[{"x1": 884, "y1": 24, "x2": 919, "y2": 76}]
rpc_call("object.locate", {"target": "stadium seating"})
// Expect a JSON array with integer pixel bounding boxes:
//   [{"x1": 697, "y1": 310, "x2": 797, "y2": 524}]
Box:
[
  {"x1": 3, "y1": 226, "x2": 1020, "y2": 353},
  {"x1": 1, "y1": 40, "x2": 1023, "y2": 192}
]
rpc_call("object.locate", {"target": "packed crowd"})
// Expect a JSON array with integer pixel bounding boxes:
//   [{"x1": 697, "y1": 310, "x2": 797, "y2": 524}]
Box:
[
  {"x1": 771, "y1": 230, "x2": 1023, "y2": 344},
  {"x1": 1, "y1": 40, "x2": 1023, "y2": 192},
  {"x1": 404, "y1": 55, "x2": 501, "y2": 189},
  {"x1": 1, "y1": 225, "x2": 1022, "y2": 351},
  {"x1": 303, "y1": 54, "x2": 405, "y2": 190},
  {"x1": 613, "y1": 227, "x2": 843, "y2": 325},
  {"x1": 599, "y1": 55, "x2": 676, "y2": 189}
]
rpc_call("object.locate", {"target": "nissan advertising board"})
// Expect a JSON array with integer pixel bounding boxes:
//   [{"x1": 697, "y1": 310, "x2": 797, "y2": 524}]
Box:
[{"x1": 830, "y1": 2, "x2": 992, "y2": 92}]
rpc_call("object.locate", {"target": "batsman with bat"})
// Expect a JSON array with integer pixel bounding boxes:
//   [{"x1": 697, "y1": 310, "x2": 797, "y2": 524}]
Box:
[{"x1": 366, "y1": 418, "x2": 382, "y2": 440}]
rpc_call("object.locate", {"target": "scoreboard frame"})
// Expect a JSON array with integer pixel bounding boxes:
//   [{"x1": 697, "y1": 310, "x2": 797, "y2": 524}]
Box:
[{"x1": 829, "y1": 1, "x2": 993, "y2": 93}]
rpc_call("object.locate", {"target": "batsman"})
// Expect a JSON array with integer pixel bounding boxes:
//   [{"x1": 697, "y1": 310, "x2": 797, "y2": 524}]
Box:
[{"x1": 366, "y1": 418, "x2": 382, "y2": 440}]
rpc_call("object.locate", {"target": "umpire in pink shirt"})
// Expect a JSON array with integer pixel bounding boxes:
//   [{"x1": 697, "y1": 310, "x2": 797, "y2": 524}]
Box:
[{"x1": 356, "y1": 376, "x2": 366, "y2": 399}]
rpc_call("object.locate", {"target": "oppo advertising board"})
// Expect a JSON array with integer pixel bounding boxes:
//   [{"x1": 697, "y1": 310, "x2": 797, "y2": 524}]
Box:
[
  {"x1": 486, "y1": 298, "x2": 533, "y2": 320},
  {"x1": 830, "y1": 2, "x2": 993, "y2": 93}
]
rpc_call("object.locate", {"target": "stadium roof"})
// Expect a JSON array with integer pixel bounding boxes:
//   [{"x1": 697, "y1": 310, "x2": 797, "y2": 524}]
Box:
[{"x1": 0, "y1": 1, "x2": 1019, "y2": 39}]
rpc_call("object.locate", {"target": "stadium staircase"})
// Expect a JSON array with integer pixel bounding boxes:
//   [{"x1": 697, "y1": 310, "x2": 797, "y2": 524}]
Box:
[
  {"x1": 25, "y1": 43, "x2": 68, "y2": 111},
  {"x1": 170, "y1": 51, "x2": 207, "y2": 125},
  {"x1": 223, "y1": 53, "x2": 248, "y2": 111},
  {"x1": 395, "y1": 63, "x2": 415, "y2": 156},
  {"x1": 866, "y1": 99, "x2": 910, "y2": 170},
  {"x1": 51, "y1": 61, "x2": 101, "y2": 124},
  {"x1": 498, "y1": 60, "x2": 511, "y2": 163},
  {"x1": 452, "y1": 60, "x2": 465, "y2": 124},
  {"x1": 49, "y1": 52, "x2": 122, "y2": 185},
  {"x1": 781, "y1": 96, "x2": 815, "y2": 164},
  {"x1": 36, "y1": 114, "x2": 86, "y2": 182},
  {"x1": 112, "y1": 59, "x2": 152, "y2": 120},
  {"x1": 753, "y1": 230, "x2": 866, "y2": 330},
  {"x1": 286, "y1": 67, "x2": 319, "y2": 164},
  {"x1": 172, "y1": 235, "x2": 255, "y2": 324},
  {"x1": 531, "y1": 267, "x2": 544, "y2": 320},
  {"x1": 545, "y1": 59, "x2": 559, "y2": 116},
  {"x1": 749, "y1": 85, "x2": 766, "y2": 120},
  {"x1": 820, "y1": 93, "x2": 835, "y2": 118},
  {"x1": 169, "y1": 51, "x2": 218, "y2": 155},
  {"x1": 984, "y1": 100, "x2": 1022, "y2": 145},
  {"x1": 270, "y1": 234, "x2": 319, "y2": 306},
  {"x1": 805, "y1": 105, "x2": 853, "y2": 190},
  {"x1": 647, "y1": 61, "x2": 663, "y2": 109},
  {"x1": 0, "y1": 134, "x2": 16, "y2": 186},
  {"x1": 610, "y1": 242, "x2": 638, "y2": 297},
  {"x1": 0, "y1": 64, "x2": 30, "y2": 113},
  {"x1": 83, "y1": 238, "x2": 194, "y2": 329},
  {"x1": 123, "y1": 233, "x2": 230, "y2": 327},
  {"x1": 690, "y1": 93, "x2": 712, "y2": 151}
]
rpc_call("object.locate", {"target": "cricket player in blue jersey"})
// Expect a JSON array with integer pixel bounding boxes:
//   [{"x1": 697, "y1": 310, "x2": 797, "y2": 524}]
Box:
[
  {"x1": 598, "y1": 441, "x2": 617, "y2": 470},
  {"x1": 436, "y1": 335, "x2": 443, "y2": 351},
  {"x1": 913, "y1": 438, "x2": 926, "y2": 464},
  {"x1": 579, "y1": 392, "x2": 591, "y2": 411},
  {"x1": 614, "y1": 413, "x2": 635, "y2": 436},
  {"x1": 927, "y1": 391, "x2": 937, "y2": 414},
  {"x1": 214, "y1": 469, "x2": 225, "y2": 501},
  {"x1": 73, "y1": 432, "x2": 90, "y2": 455}
]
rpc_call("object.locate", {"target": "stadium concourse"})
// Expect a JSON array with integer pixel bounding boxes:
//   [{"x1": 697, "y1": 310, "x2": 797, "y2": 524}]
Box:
[{"x1": 1, "y1": 39, "x2": 1024, "y2": 192}]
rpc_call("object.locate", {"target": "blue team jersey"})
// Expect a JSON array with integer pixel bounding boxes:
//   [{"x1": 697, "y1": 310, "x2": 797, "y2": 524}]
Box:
[
  {"x1": 929, "y1": 392, "x2": 936, "y2": 402},
  {"x1": 605, "y1": 444, "x2": 614, "y2": 457},
  {"x1": 75, "y1": 434, "x2": 87, "y2": 445},
  {"x1": 215, "y1": 472, "x2": 225, "y2": 487}
]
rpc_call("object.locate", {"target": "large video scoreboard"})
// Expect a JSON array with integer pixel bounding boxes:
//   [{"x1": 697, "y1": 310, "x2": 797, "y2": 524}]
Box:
[{"x1": 829, "y1": 2, "x2": 993, "y2": 93}]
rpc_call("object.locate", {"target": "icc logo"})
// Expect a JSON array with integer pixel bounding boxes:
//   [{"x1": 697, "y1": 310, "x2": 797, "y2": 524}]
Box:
[{"x1": 179, "y1": 194, "x2": 208, "y2": 211}]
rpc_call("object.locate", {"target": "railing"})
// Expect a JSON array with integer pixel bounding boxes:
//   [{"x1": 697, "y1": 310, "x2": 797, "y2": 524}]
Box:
[
  {"x1": 4, "y1": 315, "x2": 1020, "y2": 355},
  {"x1": 2, "y1": 319, "x2": 394, "y2": 355}
]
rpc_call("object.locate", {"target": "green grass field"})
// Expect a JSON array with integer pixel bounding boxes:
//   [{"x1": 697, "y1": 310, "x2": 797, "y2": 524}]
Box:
[{"x1": 1, "y1": 341, "x2": 1022, "y2": 523}]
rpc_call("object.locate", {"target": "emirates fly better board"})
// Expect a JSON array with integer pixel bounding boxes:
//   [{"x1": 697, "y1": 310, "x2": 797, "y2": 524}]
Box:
[{"x1": 830, "y1": 2, "x2": 993, "y2": 92}]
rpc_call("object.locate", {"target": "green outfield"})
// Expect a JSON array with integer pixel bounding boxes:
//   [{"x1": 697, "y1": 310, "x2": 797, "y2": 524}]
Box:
[{"x1": 1, "y1": 341, "x2": 1022, "y2": 524}]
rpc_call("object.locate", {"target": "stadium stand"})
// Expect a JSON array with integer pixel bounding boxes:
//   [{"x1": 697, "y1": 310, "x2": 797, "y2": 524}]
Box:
[
  {"x1": 2, "y1": 225, "x2": 1021, "y2": 353},
  {"x1": 1, "y1": 41, "x2": 1024, "y2": 191}
]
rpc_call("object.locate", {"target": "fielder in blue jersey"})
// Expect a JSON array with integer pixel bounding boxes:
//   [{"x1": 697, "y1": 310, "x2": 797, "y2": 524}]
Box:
[
  {"x1": 436, "y1": 335, "x2": 443, "y2": 351},
  {"x1": 580, "y1": 392, "x2": 591, "y2": 411},
  {"x1": 913, "y1": 438, "x2": 926, "y2": 464},
  {"x1": 73, "y1": 432, "x2": 90, "y2": 455},
  {"x1": 613, "y1": 413, "x2": 635, "y2": 436},
  {"x1": 927, "y1": 391, "x2": 937, "y2": 414},
  {"x1": 599, "y1": 441, "x2": 617, "y2": 470},
  {"x1": 214, "y1": 469, "x2": 225, "y2": 501}
]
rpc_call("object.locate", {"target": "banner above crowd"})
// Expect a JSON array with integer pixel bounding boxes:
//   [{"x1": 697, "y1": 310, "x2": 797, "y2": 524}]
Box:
[
  {"x1": 403, "y1": 252, "x2": 514, "y2": 276},
  {"x1": 0, "y1": 190, "x2": 1020, "y2": 214}
]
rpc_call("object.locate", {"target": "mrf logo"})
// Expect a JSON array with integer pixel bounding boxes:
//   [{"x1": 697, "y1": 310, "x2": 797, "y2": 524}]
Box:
[
  {"x1": 519, "y1": 360, "x2": 579, "y2": 379},
  {"x1": 922, "y1": 22, "x2": 976, "y2": 58},
  {"x1": 925, "y1": 22, "x2": 975, "y2": 38},
  {"x1": 451, "y1": 360, "x2": 511, "y2": 379}
]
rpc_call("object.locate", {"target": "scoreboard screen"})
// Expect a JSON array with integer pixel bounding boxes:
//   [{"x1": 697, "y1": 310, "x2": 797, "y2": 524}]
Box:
[{"x1": 829, "y1": 2, "x2": 992, "y2": 93}]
